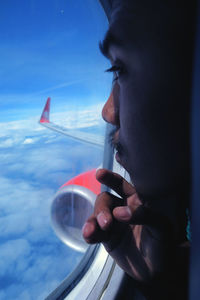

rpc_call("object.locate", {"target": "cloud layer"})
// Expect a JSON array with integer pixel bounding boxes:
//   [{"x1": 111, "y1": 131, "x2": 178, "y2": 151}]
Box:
[{"x1": 0, "y1": 106, "x2": 104, "y2": 299}]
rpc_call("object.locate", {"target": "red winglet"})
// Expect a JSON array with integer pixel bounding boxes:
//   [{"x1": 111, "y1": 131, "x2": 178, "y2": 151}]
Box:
[{"x1": 39, "y1": 97, "x2": 51, "y2": 123}]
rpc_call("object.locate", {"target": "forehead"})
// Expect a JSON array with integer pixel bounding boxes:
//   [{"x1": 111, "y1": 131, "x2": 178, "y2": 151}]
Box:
[
  {"x1": 100, "y1": 17, "x2": 137, "y2": 59},
  {"x1": 101, "y1": 2, "x2": 162, "y2": 59},
  {"x1": 101, "y1": 1, "x2": 181, "y2": 62},
  {"x1": 100, "y1": 2, "x2": 143, "y2": 57}
]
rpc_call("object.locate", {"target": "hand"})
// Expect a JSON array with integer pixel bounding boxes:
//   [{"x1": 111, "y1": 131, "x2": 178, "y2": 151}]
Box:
[{"x1": 82, "y1": 169, "x2": 173, "y2": 280}]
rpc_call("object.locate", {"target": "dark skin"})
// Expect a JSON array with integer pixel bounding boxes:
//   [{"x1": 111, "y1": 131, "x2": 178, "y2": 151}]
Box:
[
  {"x1": 82, "y1": 1, "x2": 195, "y2": 299},
  {"x1": 83, "y1": 168, "x2": 189, "y2": 299}
]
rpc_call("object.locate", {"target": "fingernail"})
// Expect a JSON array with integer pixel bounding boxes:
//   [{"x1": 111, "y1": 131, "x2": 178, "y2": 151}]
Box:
[
  {"x1": 97, "y1": 212, "x2": 109, "y2": 229},
  {"x1": 117, "y1": 207, "x2": 132, "y2": 220},
  {"x1": 82, "y1": 222, "x2": 92, "y2": 236},
  {"x1": 96, "y1": 168, "x2": 102, "y2": 174}
]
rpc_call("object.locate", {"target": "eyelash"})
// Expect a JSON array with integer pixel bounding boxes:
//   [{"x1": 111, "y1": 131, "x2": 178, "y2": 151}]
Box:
[{"x1": 105, "y1": 65, "x2": 124, "y2": 81}]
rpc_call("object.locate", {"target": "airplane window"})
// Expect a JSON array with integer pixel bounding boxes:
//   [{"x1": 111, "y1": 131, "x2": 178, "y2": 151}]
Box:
[{"x1": 0, "y1": 1, "x2": 111, "y2": 299}]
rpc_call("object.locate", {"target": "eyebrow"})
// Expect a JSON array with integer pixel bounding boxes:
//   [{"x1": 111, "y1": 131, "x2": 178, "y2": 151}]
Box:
[{"x1": 99, "y1": 28, "x2": 122, "y2": 59}]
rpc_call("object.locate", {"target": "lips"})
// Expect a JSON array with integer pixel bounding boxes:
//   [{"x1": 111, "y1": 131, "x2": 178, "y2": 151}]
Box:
[
  {"x1": 115, "y1": 151, "x2": 121, "y2": 164},
  {"x1": 112, "y1": 130, "x2": 125, "y2": 166},
  {"x1": 113, "y1": 129, "x2": 120, "y2": 147},
  {"x1": 108, "y1": 127, "x2": 124, "y2": 165}
]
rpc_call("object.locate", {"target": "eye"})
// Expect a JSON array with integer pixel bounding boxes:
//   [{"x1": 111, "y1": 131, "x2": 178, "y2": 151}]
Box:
[{"x1": 105, "y1": 65, "x2": 125, "y2": 81}]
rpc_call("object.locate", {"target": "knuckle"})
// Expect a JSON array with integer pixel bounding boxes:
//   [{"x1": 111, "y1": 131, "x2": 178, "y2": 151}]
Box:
[
  {"x1": 95, "y1": 191, "x2": 110, "y2": 205},
  {"x1": 100, "y1": 191, "x2": 110, "y2": 198}
]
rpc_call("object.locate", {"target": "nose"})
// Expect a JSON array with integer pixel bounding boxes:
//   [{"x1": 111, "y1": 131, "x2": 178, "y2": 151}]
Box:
[{"x1": 102, "y1": 82, "x2": 120, "y2": 125}]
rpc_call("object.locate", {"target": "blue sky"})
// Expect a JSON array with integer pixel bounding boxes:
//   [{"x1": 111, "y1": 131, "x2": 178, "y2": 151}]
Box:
[
  {"x1": 0, "y1": 0, "x2": 111, "y2": 121},
  {"x1": 0, "y1": 1, "x2": 111, "y2": 299}
]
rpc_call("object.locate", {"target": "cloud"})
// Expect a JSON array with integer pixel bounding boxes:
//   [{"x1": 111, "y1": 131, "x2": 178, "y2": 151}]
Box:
[
  {"x1": 0, "y1": 214, "x2": 29, "y2": 237},
  {"x1": 23, "y1": 138, "x2": 37, "y2": 144},
  {"x1": 0, "y1": 103, "x2": 104, "y2": 140},
  {"x1": 0, "y1": 106, "x2": 103, "y2": 299},
  {"x1": 0, "y1": 171, "x2": 84, "y2": 299},
  {"x1": 0, "y1": 239, "x2": 31, "y2": 277},
  {"x1": 0, "y1": 138, "x2": 15, "y2": 148}
]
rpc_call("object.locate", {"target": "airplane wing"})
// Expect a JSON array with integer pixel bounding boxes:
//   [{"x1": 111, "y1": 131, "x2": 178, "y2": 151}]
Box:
[{"x1": 39, "y1": 98, "x2": 104, "y2": 148}]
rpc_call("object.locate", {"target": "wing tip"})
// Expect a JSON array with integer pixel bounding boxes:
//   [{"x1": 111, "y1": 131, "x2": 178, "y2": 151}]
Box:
[{"x1": 39, "y1": 97, "x2": 51, "y2": 123}]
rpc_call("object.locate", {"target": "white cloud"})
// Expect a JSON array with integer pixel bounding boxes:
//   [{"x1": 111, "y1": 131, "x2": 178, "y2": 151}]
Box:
[
  {"x1": 0, "y1": 104, "x2": 105, "y2": 154},
  {"x1": 0, "y1": 172, "x2": 84, "y2": 299},
  {"x1": 23, "y1": 138, "x2": 36, "y2": 144},
  {"x1": 0, "y1": 239, "x2": 31, "y2": 277},
  {"x1": 0, "y1": 105, "x2": 103, "y2": 299},
  {"x1": 51, "y1": 103, "x2": 104, "y2": 129},
  {"x1": 0, "y1": 214, "x2": 29, "y2": 237}
]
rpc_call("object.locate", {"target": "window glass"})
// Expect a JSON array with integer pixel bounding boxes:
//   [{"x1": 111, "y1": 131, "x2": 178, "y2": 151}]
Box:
[{"x1": 0, "y1": 1, "x2": 111, "y2": 299}]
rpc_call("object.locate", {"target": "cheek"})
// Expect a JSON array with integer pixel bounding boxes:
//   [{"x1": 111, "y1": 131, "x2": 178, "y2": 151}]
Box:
[{"x1": 118, "y1": 85, "x2": 190, "y2": 197}]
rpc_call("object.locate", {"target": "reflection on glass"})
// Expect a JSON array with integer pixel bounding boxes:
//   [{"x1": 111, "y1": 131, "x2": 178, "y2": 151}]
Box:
[
  {"x1": 51, "y1": 184, "x2": 96, "y2": 253},
  {"x1": 0, "y1": 0, "x2": 111, "y2": 299}
]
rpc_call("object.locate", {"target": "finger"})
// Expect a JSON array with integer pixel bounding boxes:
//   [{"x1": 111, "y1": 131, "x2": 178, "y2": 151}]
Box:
[
  {"x1": 82, "y1": 214, "x2": 110, "y2": 244},
  {"x1": 96, "y1": 168, "x2": 136, "y2": 198},
  {"x1": 113, "y1": 193, "x2": 142, "y2": 222},
  {"x1": 94, "y1": 191, "x2": 123, "y2": 230}
]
